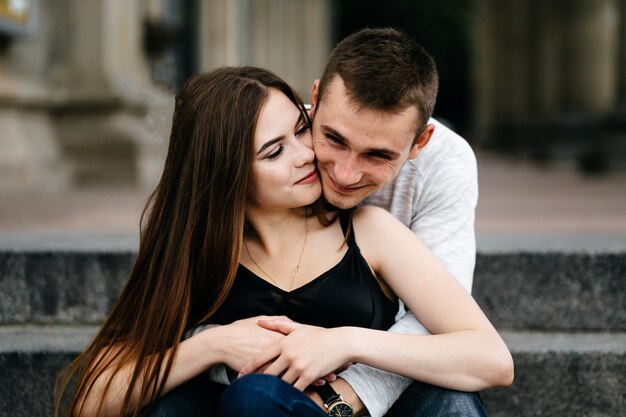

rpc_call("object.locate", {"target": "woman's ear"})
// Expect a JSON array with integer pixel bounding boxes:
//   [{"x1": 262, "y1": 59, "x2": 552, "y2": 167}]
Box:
[{"x1": 310, "y1": 79, "x2": 320, "y2": 117}]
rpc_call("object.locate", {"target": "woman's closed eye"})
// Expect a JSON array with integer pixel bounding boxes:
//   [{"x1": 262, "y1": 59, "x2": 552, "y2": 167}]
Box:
[{"x1": 266, "y1": 145, "x2": 284, "y2": 160}]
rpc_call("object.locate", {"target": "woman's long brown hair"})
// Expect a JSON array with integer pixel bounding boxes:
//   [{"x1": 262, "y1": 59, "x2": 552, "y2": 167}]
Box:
[{"x1": 54, "y1": 67, "x2": 313, "y2": 417}]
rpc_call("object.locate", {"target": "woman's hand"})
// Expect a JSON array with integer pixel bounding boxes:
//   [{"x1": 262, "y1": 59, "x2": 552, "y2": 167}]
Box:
[
  {"x1": 238, "y1": 318, "x2": 354, "y2": 391},
  {"x1": 212, "y1": 316, "x2": 290, "y2": 372}
]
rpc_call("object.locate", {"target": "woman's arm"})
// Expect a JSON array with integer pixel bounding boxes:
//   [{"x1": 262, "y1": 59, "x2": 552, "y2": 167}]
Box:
[
  {"x1": 80, "y1": 317, "x2": 285, "y2": 417},
  {"x1": 239, "y1": 206, "x2": 513, "y2": 392},
  {"x1": 352, "y1": 205, "x2": 513, "y2": 390}
]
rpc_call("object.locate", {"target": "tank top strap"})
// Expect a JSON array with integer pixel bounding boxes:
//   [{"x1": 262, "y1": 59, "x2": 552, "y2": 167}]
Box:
[{"x1": 338, "y1": 210, "x2": 356, "y2": 246}]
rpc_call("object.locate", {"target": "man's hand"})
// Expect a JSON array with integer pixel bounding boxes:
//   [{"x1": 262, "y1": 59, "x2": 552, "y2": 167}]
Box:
[
  {"x1": 238, "y1": 318, "x2": 354, "y2": 391},
  {"x1": 210, "y1": 316, "x2": 290, "y2": 372}
]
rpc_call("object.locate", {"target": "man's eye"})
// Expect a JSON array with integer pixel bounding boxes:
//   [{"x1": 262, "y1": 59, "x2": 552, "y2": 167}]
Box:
[
  {"x1": 369, "y1": 152, "x2": 391, "y2": 160},
  {"x1": 266, "y1": 146, "x2": 283, "y2": 160},
  {"x1": 326, "y1": 134, "x2": 343, "y2": 145}
]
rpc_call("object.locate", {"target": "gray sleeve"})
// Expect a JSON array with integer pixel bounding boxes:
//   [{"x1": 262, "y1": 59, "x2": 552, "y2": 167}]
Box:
[
  {"x1": 184, "y1": 323, "x2": 231, "y2": 385},
  {"x1": 339, "y1": 131, "x2": 478, "y2": 417},
  {"x1": 409, "y1": 137, "x2": 477, "y2": 292},
  {"x1": 339, "y1": 315, "x2": 429, "y2": 417}
]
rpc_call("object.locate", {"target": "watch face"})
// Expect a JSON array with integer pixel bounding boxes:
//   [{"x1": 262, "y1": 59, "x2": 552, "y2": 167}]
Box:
[{"x1": 328, "y1": 401, "x2": 353, "y2": 417}]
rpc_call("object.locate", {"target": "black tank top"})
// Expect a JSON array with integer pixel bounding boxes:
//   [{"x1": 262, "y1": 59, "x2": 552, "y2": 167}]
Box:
[{"x1": 210, "y1": 212, "x2": 398, "y2": 330}]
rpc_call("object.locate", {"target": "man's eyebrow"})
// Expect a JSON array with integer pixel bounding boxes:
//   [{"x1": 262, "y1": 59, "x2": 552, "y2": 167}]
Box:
[
  {"x1": 320, "y1": 125, "x2": 348, "y2": 142},
  {"x1": 320, "y1": 124, "x2": 401, "y2": 158}
]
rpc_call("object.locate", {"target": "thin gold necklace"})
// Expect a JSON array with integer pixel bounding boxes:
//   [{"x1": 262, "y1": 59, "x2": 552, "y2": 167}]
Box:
[{"x1": 244, "y1": 219, "x2": 309, "y2": 291}]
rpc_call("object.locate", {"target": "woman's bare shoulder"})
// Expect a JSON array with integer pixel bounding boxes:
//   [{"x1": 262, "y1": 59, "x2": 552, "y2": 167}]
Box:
[{"x1": 352, "y1": 205, "x2": 403, "y2": 232}]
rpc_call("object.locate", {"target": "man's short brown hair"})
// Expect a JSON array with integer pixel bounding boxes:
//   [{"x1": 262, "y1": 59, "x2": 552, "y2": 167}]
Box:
[{"x1": 317, "y1": 28, "x2": 439, "y2": 131}]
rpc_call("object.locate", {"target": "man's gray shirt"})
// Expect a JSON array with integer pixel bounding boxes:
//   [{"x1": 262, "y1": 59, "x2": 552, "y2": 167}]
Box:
[{"x1": 340, "y1": 118, "x2": 478, "y2": 417}]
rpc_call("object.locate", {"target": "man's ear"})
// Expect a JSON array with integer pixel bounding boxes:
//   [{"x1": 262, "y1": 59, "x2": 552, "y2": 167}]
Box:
[
  {"x1": 408, "y1": 123, "x2": 435, "y2": 160},
  {"x1": 310, "y1": 79, "x2": 320, "y2": 117}
]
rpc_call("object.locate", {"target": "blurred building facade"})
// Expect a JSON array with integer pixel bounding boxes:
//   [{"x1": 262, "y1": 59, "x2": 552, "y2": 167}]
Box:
[
  {"x1": 2, "y1": 0, "x2": 625, "y2": 195},
  {"x1": 0, "y1": 0, "x2": 331, "y2": 193},
  {"x1": 474, "y1": 0, "x2": 626, "y2": 171}
]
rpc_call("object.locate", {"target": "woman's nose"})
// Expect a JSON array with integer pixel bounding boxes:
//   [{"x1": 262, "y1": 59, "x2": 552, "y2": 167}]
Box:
[{"x1": 294, "y1": 136, "x2": 315, "y2": 166}]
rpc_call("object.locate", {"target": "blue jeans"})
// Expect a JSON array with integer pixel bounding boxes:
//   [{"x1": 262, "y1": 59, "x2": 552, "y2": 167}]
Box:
[
  {"x1": 219, "y1": 374, "x2": 327, "y2": 417},
  {"x1": 143, "y1": 373, "x2": 487, "y2": 417}
]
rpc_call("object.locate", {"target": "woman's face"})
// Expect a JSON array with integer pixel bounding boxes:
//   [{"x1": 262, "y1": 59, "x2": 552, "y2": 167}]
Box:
[{"x1": 248, "y1": 89, "x2": 322, "y2": 210}]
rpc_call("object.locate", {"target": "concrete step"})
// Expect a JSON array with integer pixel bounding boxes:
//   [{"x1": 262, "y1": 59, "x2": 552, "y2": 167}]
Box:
[
  {"x1": 0, "y1": 326, "x2": 97, "y2": 417},
  {"x1": 1, "y1": 233, "x2": 625, "y2": 331},
  {"x1": 1, "y1": 326, "x2": 624, "y2": 417},
  {"x1": 474, "y1": 234, "x2": 626, "y2": 331},
  {"x1": 0, "y1": 233, "x2": 137, "y2": 325},
  {"x1": 483, "y1": 331, "x2": 626, "y2": 417}
]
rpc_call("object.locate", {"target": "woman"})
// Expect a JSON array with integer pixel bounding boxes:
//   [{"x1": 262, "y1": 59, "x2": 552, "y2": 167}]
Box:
[{"x1": 55, "y1": 66, "x2": 512, "y2": 417}]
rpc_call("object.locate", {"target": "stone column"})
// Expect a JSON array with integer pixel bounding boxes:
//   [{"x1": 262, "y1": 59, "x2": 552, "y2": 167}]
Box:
[
  {"x1": 198, "y1": 0, "x2": 247, "y2": 67},
  {"x1": 198, "y1": 0, "x2": 332, "y2": 98},
  {"x1": 530, "y1": 0, "x2": 562, "y2": 117},
  {"x1": 617, "y1": 0, "x2": 626, "y2": 108},
  {"x1": 472, "y1": 0, "x2": 495, "y2": 137},
  {"x1": 52, "y1": 0, "x2": 168, "y2": 187},
  {"x1": 0, "y1": 0, "x2": 69, "y2": 193},
  {"x1": 561, "y1": 0, "x2": 619, "y2": 113},
  {"x1": 473, "y1": 0, "x2": 534, "y2": 128}
]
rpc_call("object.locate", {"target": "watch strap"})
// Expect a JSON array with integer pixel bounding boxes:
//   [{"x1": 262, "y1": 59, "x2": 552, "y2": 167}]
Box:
[{"x1": 314, "y1": 383, "x2": 342, "y2": 407}]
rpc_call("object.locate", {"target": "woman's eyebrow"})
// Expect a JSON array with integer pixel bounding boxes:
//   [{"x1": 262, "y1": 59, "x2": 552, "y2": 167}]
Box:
[
  {"x1": 257, "y1": 136, "x2": 284, "y2": 155},
  {"x1": 257, "y1": 113, "x2": 303, "y2": 155}
]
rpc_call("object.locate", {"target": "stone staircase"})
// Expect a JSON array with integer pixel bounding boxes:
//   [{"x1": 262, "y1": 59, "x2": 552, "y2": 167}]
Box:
[
  {"x1": 475, "y1": 235, "x2": 626, "y2": 416},
  {"x1": 0, "y1": 233, "x2": 624, "y2": 417}
]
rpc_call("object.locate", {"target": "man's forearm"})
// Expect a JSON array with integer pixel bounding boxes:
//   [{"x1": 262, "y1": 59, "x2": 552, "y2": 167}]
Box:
[
  {"x1": 333, "y1": 312, "x2": 430, "y2": 417},
  {"x1": 332, "y1": 378, "x2": 366, "y2": 416},
  {"x1": 307, "y1": 378, "x2": 367, "y2": 416}
]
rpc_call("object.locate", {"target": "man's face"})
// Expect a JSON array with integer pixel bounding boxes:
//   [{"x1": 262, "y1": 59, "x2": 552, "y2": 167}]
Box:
[{"x1": 310, "y1": 76, "x2": 433, "y2": 209}]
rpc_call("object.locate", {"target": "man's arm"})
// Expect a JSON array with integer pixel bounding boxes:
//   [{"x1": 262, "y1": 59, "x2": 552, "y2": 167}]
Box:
[
  {"x1": 337, "y1": 124, "x2": 478, "y2": 417},
  {"x1": 185, "y1": 324, "x2": 232, "y2": 385}
]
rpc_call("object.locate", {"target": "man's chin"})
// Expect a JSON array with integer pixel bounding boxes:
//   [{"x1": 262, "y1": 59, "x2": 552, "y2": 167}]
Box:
[{"x1": 322, "y1": 189, "x2": 366, "y2": 210}]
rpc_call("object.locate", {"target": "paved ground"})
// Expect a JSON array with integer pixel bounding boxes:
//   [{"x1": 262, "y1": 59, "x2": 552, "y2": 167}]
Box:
[{"x1": 1, "y1": 153, "x2": 625, "y2": 235}]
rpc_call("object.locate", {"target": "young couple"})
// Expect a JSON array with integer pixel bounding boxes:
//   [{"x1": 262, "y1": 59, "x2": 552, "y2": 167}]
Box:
[{"x1": 55, "y1": 28, "x2": 513, "y2": 417}]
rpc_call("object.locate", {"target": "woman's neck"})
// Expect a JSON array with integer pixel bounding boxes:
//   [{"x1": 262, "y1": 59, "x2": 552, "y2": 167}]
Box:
[{"x1": 245, "y1": 207, "x2": 310, "y2": 256}]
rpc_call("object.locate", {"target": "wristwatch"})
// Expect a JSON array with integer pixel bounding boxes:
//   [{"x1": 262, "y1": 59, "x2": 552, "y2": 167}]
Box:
[{"x1": 313, "y1": 383, "x2": 353, "y2": 417}]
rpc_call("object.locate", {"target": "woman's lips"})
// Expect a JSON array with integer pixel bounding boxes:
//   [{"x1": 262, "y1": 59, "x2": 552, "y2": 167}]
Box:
[{"x1": 295, "y1": 170, "x2": 318, "y2": 185}]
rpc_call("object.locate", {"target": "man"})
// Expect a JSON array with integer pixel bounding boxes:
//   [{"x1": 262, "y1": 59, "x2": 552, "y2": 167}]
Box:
[
  {"x1": 302, "y1": 27, "x2": 482, "y2": 417},
  {"x1": 150, "y1": 28, "x2": 485, "y2": 417}
]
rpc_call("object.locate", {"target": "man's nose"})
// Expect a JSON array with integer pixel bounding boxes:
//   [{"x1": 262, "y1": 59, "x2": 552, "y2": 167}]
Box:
[{"x1": 333, "y1": 154, "x2": 363, "y2": 186}]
